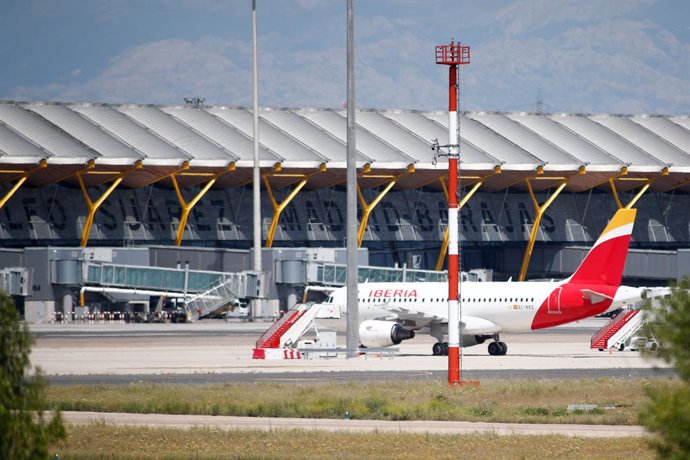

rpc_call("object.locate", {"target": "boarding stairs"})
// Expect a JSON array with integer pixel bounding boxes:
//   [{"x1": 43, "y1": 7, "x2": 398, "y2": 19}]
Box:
[
  {"x1": 252, "y1": 303, "x2": 325, "y2": 359},
  {"x1": 591, "y1": 309, "x2": 645, "y2": 350},
  {"x1": 183, "y1": 276, "x2": 243, "y2": 321}
]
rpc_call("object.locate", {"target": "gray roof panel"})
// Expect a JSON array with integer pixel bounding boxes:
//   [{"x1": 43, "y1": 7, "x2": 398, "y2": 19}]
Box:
[
  {"x1": 549, "y1": 113, "x2": 648, "y2": 168},
  {"x1": 357, "y1": 110, "x2": 436, "y2": 164},
  {"x1": 380, "y1": 111, "x2": 498, "y2": 167},
  {"x1": 508, "y1": 113, "x2": 622, "y2": 169},
  {"x1": 0, "y1": 123, "x2": 48, "y2": 162},
  {"x1": 468, "y1": 112, "x2": 581, "y2": 168},
  {"x1": 671, "y1": 116, "x2": 690, "y2": 132},
  {"x1": 162, "y1": 106, "x2": 276, "y2": 164},
  {"x1": 300, "y1": 109, "x2": 410, "y2": 166},
  {"x1": 1, "y1": 101, "x2": 688, "y2": 177},
  {"x1": 24, "y1": 102, "x2": 142, "y2": 163},
  {"x1": 261, "y1": 109, "x2": 354, "y2": 163},
  {"x1": 0, "y1": 103, "x2": 96, "y2": 161},
  {"x1": 630, "y1": 115, "x2": 690, "y2": 163},
  {"x1": 116, "y1": 105, "x2": 234, "y2": 164},
  {"x1": 69, "y1": 103, "x2": 189, "y2": 163},
  {"x1": 425, "y1": 112, "x2": 540, "y2": 167},
  {"x1": 207, "y1": 107, "x2": 324, "y2": 165},
  {"x1": 591, "y1": 115, "x2": 687, "y2": 168}
]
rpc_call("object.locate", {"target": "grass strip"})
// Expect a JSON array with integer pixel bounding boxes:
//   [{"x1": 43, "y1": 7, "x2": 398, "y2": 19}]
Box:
[
  {"x1": 51, "y1": 423, "x2": 655, "y2": 460},
  {"x1": 46, "y1": 377, "x2": 680, "y2": 425}
]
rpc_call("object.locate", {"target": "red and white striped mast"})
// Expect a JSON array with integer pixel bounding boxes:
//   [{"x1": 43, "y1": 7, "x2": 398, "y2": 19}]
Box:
[{"x1": 434, "y1": 40, "x2": 470, "y2": 385}]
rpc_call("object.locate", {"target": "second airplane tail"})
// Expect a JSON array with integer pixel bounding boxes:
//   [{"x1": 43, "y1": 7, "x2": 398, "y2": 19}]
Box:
[{"x1": 567, "y1": 208, "x2": 637, "y2": 287}]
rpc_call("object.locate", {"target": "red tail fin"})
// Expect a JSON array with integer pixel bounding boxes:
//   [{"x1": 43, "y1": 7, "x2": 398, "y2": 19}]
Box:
[{"x1": 568, "y1": 208, "x2": 636, "y2": 286}]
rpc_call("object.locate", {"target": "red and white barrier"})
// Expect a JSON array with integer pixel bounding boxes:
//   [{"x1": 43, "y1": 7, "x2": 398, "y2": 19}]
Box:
[{"x1": 252, "y1": 348, "x2": 302, "y2": 360}]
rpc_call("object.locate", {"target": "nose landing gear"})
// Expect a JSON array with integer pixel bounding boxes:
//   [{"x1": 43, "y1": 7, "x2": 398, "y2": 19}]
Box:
[{"x1": 432, "y1": 342, "x2": 449, "y2": 356}]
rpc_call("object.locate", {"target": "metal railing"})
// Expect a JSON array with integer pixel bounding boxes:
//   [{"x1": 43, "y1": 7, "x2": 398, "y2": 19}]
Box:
[
  {"x1": 84, "y1": 262, "x2": 254, "y2": 297},
  {"x1": 313, "y1": 263, "x2": 447, "y2": 286},
  {"x1": 184, "y1": 276, "x2": 244, "y2": 321}
]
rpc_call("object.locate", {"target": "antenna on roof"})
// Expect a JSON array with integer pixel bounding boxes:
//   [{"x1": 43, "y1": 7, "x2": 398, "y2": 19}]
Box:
[
  {"x1": 535, "y1": 87, "x2": 544, "y2": 114},
  {"x1": 184, "y1": 97, "x2": 205, "y2": 108}
]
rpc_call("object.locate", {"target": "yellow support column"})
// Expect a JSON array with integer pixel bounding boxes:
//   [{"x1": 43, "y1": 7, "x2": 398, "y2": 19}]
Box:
[
  {"x1": 625, "y1": 181, "x2": 654, "y2": 209},
  {"x1": 518, "y1": 179, "x2": 568, "y2": 281},
  {"x1": 355, "y1": 165, "x2": 415, "y2": 247},
  {"x1": 263, "y1": 174, "x2": 308, "y2": 248},
  {"x1": 609, "y1": 170, "x2": 665, "y2": 210},
  {"x1": 356, "y1": 178, "x2": 397, "y2": 246},
  {"x1": 171, "y1": 164, "x2": 234, "y2": 246},
  {"x1": 0, "y1": 172, "x2": 31, "y2": 209},
  {"x1": 609, "y1": 178, "x2": 624, "y2": 210},
  {"x1": 78, "y1": 162, "x2": 142, "y2": 247},
  {"x1": 78, "y1": 173, "x2": 124, "y2": 247},
  {"x1": 0, "y1": 160, "x2": 47, "y2": 209},
  {"x1": 262, "y1": 164, "x2": 326, "y2": 248}
]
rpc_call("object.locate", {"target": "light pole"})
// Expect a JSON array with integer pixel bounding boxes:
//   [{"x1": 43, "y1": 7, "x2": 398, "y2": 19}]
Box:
[
  {"x1": 345, "y1": 0, "x2": 359, "y2": 356},
  {"x1": 251, "y1": 0, "x2": 262, "y2": 319},
  {"x1": 434, "y1": 40, "x2": 470, "y2": 384}
]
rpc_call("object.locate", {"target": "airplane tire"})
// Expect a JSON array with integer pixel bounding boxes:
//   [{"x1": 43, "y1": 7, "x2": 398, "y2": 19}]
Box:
[
  {"x1": 432, "y1": 342, "x2": 445, "y2": 356},
  {"x1": 498, "y1": 341, "x2": 508, "y2": 355},
  {"x1": 442, "y1": 342, "x2": 449, "y2": 355},
  {"x1": 488, "y1": 342, "x2": 500, "y2": 356}
]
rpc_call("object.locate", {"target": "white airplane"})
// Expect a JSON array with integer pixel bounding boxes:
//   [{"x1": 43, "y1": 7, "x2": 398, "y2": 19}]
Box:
[{"x1": 321, "y1": 208, "x2": 645, "y2": 356}]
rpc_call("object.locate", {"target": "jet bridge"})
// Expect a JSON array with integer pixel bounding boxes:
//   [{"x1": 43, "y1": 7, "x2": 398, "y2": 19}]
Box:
[
  {"x1": 82, "y1": 261, "x2": 259, "y2": 320},
  {"x1": 308, "y1": 262, "x2": 490, "y2": 286}
]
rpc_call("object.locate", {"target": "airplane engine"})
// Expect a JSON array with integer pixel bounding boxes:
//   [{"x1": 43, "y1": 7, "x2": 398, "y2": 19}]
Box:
[{"x1": 359, "y1": 320, "x2": 415, "y2": 348}]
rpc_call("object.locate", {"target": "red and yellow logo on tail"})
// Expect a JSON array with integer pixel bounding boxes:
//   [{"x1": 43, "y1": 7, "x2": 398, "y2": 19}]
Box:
[
  {"x1": 568, "y1": 208, "x2": 636, "y2": 286},
  {"x1": 531, "y1": 208, "x2": 637, "y2": 330}
]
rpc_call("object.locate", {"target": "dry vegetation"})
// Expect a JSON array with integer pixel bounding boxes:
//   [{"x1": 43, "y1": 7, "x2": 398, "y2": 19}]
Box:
[
  {"x1": 50, "y1": 424, "x2": 654, "y2": 460},
  {"x1": 46, "y1": 377, "x2": 679, "y2": 425}
]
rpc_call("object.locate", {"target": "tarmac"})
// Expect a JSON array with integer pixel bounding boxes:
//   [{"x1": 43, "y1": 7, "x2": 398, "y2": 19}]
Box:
[{"x1": 29, "y1": 317, "x2": 670, "y2": 376}]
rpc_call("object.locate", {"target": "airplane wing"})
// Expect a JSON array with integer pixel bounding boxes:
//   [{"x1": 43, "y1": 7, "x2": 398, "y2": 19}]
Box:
[
  {"x1": 385, "y1": 305, "x2": 501, "y2": 335},
  {"x1": 384, "y1": 305, "x2": 443, "y2": 325},
  {"x1": 462, "y1": 315, "x2": 502, "y2": 335},
  {"x1": 581, "y1": 289, "x2": 613, "y2": 304}
]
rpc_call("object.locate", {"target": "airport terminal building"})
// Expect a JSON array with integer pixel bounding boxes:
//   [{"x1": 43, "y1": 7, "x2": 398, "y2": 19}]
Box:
[{"x1": 1, "y1": 100, "x2": 689, "y2": 320}]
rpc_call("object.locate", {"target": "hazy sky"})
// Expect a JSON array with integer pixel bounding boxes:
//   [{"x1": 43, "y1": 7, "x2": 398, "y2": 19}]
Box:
[{"x1": 2, "y1": 0, "x2": 689, "y2": 114}]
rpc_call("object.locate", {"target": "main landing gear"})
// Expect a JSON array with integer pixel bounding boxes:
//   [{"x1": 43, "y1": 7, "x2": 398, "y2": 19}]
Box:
[
  {"x1": 488, "y1": 341, "x2": 508, "y2": 356},
  {"x1": 431, "y1": 337, "x2": 508, "y2": 356}
]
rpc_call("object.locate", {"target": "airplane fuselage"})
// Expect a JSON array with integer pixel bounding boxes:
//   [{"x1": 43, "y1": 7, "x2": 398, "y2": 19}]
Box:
[
  {"x1": 324, "y1": 208, "x2": 638, "y2": 355},
  {"x1": 351, "y1": 279, "x2": 626, "y2": 333}
]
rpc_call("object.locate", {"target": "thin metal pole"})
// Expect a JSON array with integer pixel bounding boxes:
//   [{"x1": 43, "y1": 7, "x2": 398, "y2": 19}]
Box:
[
  {"x1": 251, "y1": 0, "x2": 262, "y2": 319},
  {"x1": 346, "y1": 0, "x2": 359, "y2": 357}
]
